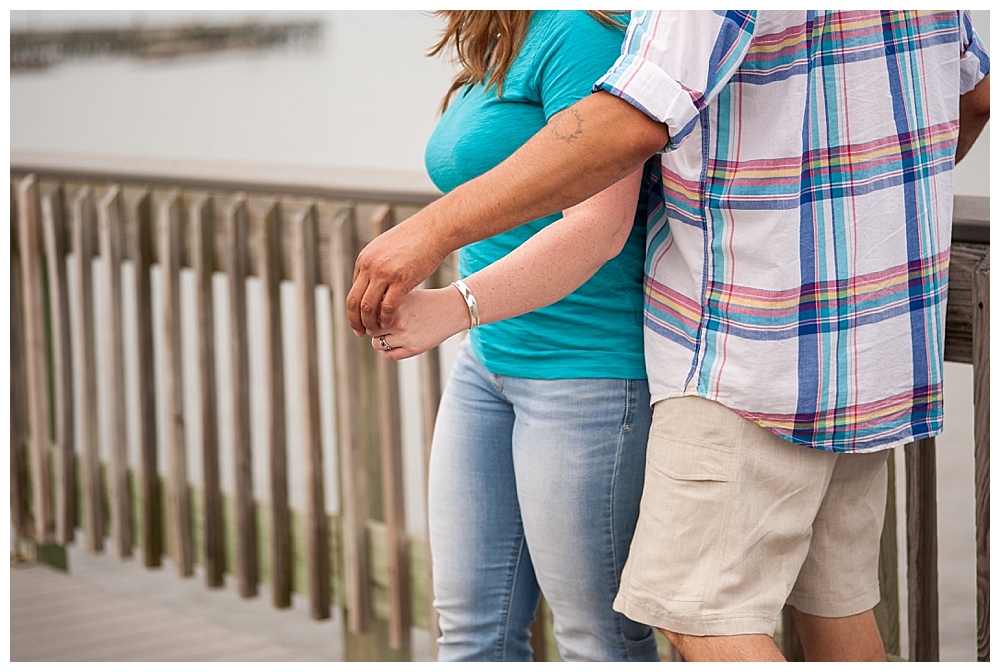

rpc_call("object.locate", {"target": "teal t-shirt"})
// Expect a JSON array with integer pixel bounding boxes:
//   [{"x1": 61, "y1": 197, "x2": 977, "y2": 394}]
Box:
[{"x1": 425, "y1": 10, "x2": 646, "y2": 380}]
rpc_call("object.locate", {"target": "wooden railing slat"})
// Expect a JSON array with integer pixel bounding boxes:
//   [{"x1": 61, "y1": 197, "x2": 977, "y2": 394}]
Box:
[
  {"x1": 159, "y1": 191, "x2": 194, "y2": 576},
  {"x1": 257, "y1": 200, "x2": 292, "y2": 609},
  {"x1": 906, "y1": 437, "x2": 939, "y2": 661},
  {"x1": 226, "y1": 194, "x2": 258, "y2": 598},
  {"x1": 372, "y1": 205, "x2": 411, "y2": 651},
  {"x1": 131, "y1": 190, "x2": 162, "y2": 567},
  {"x1": 330, "y1": 205, "x2": 372, "y2": 634},
  {"x1": 875, "y1": 450, "x2": 901, "y2": 656},
  {"x1": 191, "y1": 194, "x2": 224, "y2": 587},
  {"x1": 41, "y1": 185, "x2": 77, "y2": 545},
  {"x1": 16, "y1": 175, "x2": 55, "y2": 544},
  {"x1": 11, "y1": 180, "x2": 32, "y2": 540},
  {"x1": 98, "y1": 186, "x2": 133, "y2": 558},
  {"x1": 292, "y1": 202, "x2": 331, "y2": 620},
  {"x1": 971, "y1": 251, "x2": 990, "y2": 663},
  {"x1": 419, "y1": 272, "x2": 443, "y2": 652},
  {"x1": 71, "y1": 187, "x2": 103, "y2": 552}
]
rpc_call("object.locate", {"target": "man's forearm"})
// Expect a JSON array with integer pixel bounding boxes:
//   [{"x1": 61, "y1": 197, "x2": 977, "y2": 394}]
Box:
[{"x1": 418, "y1": 91, "x2": 668, "y2": 254}]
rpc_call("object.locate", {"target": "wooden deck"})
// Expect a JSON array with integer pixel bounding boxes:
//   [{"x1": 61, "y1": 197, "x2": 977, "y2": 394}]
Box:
[{"x1": 11, "y1": 543, "x2": 387, "y2": 662}]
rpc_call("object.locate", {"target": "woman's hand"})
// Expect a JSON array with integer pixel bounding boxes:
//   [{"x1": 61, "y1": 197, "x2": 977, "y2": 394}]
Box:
[{"x1": 370, "y1": 286, "x2": 471, "y2": 360}]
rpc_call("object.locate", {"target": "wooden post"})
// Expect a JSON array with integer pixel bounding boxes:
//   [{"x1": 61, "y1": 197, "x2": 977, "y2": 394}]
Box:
[
  {"x1": 292, "y1": 202, "x2": 331, "y2": 620},
  {"x1": 71, "y1": 187, "x2": 103, "y2": 553},
  {"x1": 372, "y1": 205, "x2": 411, "y2": 652},
  {"x1": 98, "y1": 186, "x2": 133, "y2": 559},
  {"x1": 780, "y1": 607, "x2": 805, "y2": 661},
  {"x1": 191, "y1": 195, "x2": 224, "y2": 587},
  {"x1": 971, "y1": 250, "x2": 989, "y2": 663},
  {"x1": 905, "y1": 437, "x2": 939, "y2": 661},
  {"x1": 11, "y1": 182, "x2": 33, "y2": 541},
  {"x1": 16, "y1": 175, "x2": 55, "y2": 544},
  {"x1": 419, "y1": 270, "x2": 443, "y2": 654},
  {"x1": 874, "y1": 450, "x2": 901, "y2": 657},
  {"x1": 225, "y1": 195, "x2": 258, "y2": 598},
  {"x1": 330, "y1": 205, "x2": 372, "y2": 634},
  {"x1": 41, "y1": 185, "x2": 76, "y2": 545},
  {"x1": 158, "y1": 191, "x2": 194, "y2": 576},
  {"x1": 131, "y1": 190, "x2": 162, "y2": 568},
  {"x1": 256, "y1": 200, "x2": 292, "y2": 609}
]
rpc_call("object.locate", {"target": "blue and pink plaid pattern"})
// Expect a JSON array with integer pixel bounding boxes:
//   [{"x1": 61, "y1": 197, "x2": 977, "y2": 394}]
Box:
[{"x1": 596, "y1": 10, "x2": 989, "y2": 452}]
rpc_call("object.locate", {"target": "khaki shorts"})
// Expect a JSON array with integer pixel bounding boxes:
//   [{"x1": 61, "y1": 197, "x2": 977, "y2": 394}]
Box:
[{"x1": 614, "y1": 396, "x2": 889, "y2": 637}]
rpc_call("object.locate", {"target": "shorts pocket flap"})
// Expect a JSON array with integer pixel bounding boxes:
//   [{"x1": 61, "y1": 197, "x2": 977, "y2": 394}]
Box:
[{"x1": 649, "y1": 438, "x2": 738, "y2": 482}]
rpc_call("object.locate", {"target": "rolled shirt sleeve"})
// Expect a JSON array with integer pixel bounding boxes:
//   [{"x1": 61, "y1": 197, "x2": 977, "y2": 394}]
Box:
[
  {"x1": 594, "y1": 10, "x2": 758, "y2": 149},
  {"x1": 959, "y1": 10, "x2": 990, "y2": 94}
]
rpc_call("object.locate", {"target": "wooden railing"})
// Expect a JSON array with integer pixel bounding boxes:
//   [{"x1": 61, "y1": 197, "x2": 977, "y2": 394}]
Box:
[{"x1": 8, "y1": 154, "x2": 990, "y2": 662}]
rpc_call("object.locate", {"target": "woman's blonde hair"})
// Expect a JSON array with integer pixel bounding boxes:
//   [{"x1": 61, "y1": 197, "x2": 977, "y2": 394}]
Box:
[{"x1": 428, "y1": 10, "x2": 626, "y2": 112}]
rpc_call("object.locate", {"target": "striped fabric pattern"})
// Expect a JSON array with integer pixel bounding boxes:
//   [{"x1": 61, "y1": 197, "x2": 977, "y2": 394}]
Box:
[{"x1": 596, "y1": 10, "x2": 989, "y2": 452}]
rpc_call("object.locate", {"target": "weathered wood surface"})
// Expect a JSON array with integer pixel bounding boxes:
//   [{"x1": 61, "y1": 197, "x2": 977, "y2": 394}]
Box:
[
  {"x1": 10, "y1": 183, "x2": 32, "y2": 540},
  {"x1": 159, "y1": 192, "x2": 194, "y2": 576},
  {"x1": 330, "y1": 205, "x2": 372, "y2": 634},
  {"x1": 944, "y1": 241, "x2": 989, "y2": 364},
  {"x1": 875, "y1": 451, "x2": 901, "y2": 657},
  {"x1": 225, "y1": 195, "x2": 258, "y2": 598},
  {"x1": 98, "y1": 186, "x2": 133, "y2": 558},
  {"x1": 780, "y1": 608, "x2": 805, "y2": 661},
  {"x1": 906, "y1": 437, "x2": 939, "y2": 662},
  {"x1": 71, "y1": 187, "x2": 103, "y2": 552},
  {"x1": 256, "y1": 200, "x2": 292, "y2": 610},
  {"x1": 11, "y1": 564, "x2": 321, "y2": 662},
  {"x1": 16, "y1": 176, "x2": 55, "y2": 543},
  {"x1": 191, "y1": 195, "x2": 224, "y2": 587},
  {"x1": 971, "y1": 251, "x2": 990, "y2": 663},
  {"x1": 292, "y1": 203, "x2": 331, "y2": 620},
  {"x1": 371, "y1": 206, "x2": 412, "y2": 652},
  {"x1": 419, "y1": 270, "x2": 443, "y2": 653},
  {"x1": 41, "y1": 185, "x2": 76, "y2": 545},
  {"x1": 131, "y1": 191, "x2": 163, "y2": 567}
]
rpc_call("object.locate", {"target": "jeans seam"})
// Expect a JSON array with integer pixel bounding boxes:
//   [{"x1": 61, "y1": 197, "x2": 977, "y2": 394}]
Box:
[
  {"x1": 611, "y1": 380, "x2": 634, "y2": 659},
  {"x1": 501, "y1": 533, "x2": 529, "y2": 661}
]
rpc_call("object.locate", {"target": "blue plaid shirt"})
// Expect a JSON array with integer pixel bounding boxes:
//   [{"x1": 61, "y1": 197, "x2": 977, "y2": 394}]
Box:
[{"x1": 596, "y1": 11, "x2": 989, "y2": 452}]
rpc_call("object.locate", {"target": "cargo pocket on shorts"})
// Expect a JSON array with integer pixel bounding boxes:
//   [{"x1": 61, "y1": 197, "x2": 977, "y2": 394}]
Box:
[{"x1": 636, "y1": 409, "x2": 740, "y2": 603}]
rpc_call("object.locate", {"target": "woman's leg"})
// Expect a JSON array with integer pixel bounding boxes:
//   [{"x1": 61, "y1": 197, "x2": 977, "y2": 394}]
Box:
[
  {"x1": 506, "y1": 376, "x2": 658, "y2": 662},
  {"x1": 428, "y1": 341, "x2": 540, "y2": 661}
]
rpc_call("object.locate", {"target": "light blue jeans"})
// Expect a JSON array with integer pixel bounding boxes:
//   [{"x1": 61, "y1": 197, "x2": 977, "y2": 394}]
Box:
[{"x1": 428, "y1": 339, "x2": 658, "y2": 661}]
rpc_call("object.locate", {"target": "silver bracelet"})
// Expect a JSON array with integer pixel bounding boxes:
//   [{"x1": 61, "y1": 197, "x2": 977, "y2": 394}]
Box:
[{"x1": 451, "y1": 279, "x2": 480, "y2": 330}]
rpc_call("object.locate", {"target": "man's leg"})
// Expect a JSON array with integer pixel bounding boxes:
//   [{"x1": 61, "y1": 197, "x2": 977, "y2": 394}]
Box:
[
  {"x1": 788, "y1": 606, "x2": 886, "y2": 661},
  {"x1": 662, "y1": 630, "x2": 785, "y2": 662}
]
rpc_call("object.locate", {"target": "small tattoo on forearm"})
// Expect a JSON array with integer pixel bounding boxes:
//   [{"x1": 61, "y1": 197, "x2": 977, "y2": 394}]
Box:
[{"x1": 550, "y1": 108, "x2": 584, "y2": 143}]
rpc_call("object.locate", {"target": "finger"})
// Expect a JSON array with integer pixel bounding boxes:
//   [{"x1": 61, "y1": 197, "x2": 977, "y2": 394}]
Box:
[
  {"x1": 378, "y1": 284, "x2": 408, "y2": 331},
  {"x1": 346, "y1": 275, "x2": 369, "y2": 337},
  {"x1": 358, "y1": 277, "x2": 389, "y2": 334},
  {"x1": 371, "y1": 334, "x2": 397, "y2": 354}
]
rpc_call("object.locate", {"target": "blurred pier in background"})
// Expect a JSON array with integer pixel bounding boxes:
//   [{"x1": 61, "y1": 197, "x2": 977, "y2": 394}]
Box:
[{"x1": 10, "y1": 20, "x2": 322, "y2": 71}]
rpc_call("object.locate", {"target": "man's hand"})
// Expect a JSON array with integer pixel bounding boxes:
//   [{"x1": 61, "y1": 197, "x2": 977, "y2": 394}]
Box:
[{"x1": 346, "y1": 215, "x2": 447, "y2": 335}]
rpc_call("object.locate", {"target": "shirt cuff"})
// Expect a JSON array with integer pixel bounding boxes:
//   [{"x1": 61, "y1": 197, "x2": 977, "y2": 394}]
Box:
[{"x1": 594, "y1": 52, "x2": 701, "y2": 150}]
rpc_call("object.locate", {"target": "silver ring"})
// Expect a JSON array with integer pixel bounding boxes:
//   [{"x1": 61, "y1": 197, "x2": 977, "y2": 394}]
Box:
[{"x1": 379, "y1": 336, "x2": 392, "y2": 351}]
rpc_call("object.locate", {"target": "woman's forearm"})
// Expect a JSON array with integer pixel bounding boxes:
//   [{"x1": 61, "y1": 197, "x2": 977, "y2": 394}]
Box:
[{"x1": 372, "y1": 168, "x2": 643, "y2": 359}]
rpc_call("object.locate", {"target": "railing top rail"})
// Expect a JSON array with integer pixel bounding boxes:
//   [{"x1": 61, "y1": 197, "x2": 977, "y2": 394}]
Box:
[
  {"x1": 10, "y1": 150, "x2": 442, "y2": 207},
  {"x1": 10, "y1": 150, "x2": 989, "y2": 244}
]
